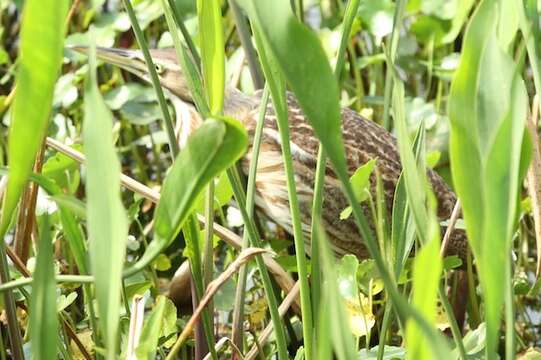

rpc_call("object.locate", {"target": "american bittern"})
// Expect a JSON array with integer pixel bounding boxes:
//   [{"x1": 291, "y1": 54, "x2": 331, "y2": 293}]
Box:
[{"x1": 74, "y1": 47, "x2": 467, "y2": 309}]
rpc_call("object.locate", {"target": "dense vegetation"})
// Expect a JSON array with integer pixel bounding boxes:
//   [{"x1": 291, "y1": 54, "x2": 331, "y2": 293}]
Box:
[{"x1": 0, "y1": 0, "x2": 541, "y2": 358}]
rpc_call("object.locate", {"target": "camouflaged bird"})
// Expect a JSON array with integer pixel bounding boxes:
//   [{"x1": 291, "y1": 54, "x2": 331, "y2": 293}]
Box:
[{"x1": 80, "y1": 47, "x2": 467, "y2": 262}]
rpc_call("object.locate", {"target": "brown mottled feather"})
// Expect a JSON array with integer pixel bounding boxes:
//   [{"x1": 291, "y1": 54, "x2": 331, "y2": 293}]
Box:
[{"x1": 229, "y1": 90, "x2": 467, "y2": 261}]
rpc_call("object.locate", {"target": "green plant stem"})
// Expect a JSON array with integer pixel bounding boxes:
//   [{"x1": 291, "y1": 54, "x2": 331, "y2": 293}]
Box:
[
  {"x1": 273, "y1": 97, "x2": 314, "y2": 360},
  {"x1": 0, "y1": 243, "x2": 23, "y2": 360},
  {"x1": 228, "y1": 0, "x2": 264, "y2": 89},
  {"x1": 438, "y1": 285, "x2": 467, "y2": 359},
  {"x1": 203, "y1": 183, "x2": 215, "y2": 287},
  {"x1": 167, "y1": 0, "x2": 201, "y2": 69},
  {"x1": 377, "y1": 301, "x2": 392, "y2": 360},
  {"x1": 309, "y1": 0, "x2": 358, "y2": 345},
  {"x1": 505, "y1": 257, "x2": 515, "y2": 360},
  {"x1": 310, "y1": 145, "x2": 325, "y2": 325},
  {"x1": 381, "y1": 0, "x2": 406, "y2": 130},
  {"x1": 182, "y1": 217, "x2": 217, "y2": 360},
  {"x1": 231, "y1": 86, "x2": 270, "y2": 352},
  {"x1": 227, "y1": 167, "x2": 289, "y2": 360},
  {"x1": 122, "y1": 0, "x2": 179, "y2": 157}
]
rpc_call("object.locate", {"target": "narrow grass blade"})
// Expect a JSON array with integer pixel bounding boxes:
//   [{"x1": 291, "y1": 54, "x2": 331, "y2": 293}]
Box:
[
  {"x1": 251, "y1": 19, "x2": 313, "y2": 360},
  {"x1": 197, "y1": 0, "x2": 225, "y2": 115},
  {"x1": 29, "y1": 215, "x2": 58, "y2": 360},
  {"x1": 83, "y1": 42, "x2": 128, "y2": 359},
  {"x1": 449, "y1": 1, "x2": 528, "y2": 356}
]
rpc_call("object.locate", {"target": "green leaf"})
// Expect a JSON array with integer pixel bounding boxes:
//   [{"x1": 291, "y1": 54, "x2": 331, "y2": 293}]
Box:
[
  {"x1": 406, "y1": 228, "x2": 442, "y2": 360},
  {"x1": 130, "y1": 116, "x2": 247, "y2": 272},
  {"x1": 30, "y1": 215, "x2": 58, "y2": 360},
  {"x1": 350, "y1": 159, "x2": 376, "y2": 201},
  {"x1": 0, "y1": 0, "x2": 68, "y2": 237},
  {"x1": 197, "y1": 0, "x2": 225, "y2": 115},
  {"x1": 340, "y1": 133, "x2": 376, "y2": 220},
  {"x1": 83, "y1": 42, "x2": 128, "y2": 359},
  {"x1": 449, "y1": 1, "x2": 528, "y2": 355},
  {"x1": 135, "y1": 295, "x2": 167, "y2": 359}
]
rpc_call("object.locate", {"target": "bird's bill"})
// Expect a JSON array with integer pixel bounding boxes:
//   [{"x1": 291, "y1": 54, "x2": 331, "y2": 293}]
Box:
[{"x1": 68, "y1": 45, "x2": 148, "y2": 79}]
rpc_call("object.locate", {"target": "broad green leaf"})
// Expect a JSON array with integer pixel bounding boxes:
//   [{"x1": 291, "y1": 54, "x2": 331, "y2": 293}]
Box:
[
  {"x1": 131, "y1": 117, "x2": 247, "y2": 271},
  {"x1": 83, "y1": 43, "x2": 128, "y2": 359},
  {"x1": 0, "y1": 0, "x2": 68, "y2": 237},
  {"x1": 449, "y1": 0, "x2": 528, "y2": 355},
  {"x1": 340, "y1": 159, "x2": 376, "y2": 219},
  {"x1": 135, "y1": 295, "x2": 167, "y2": 359},
  {"x1": 337, "y1": 255, "x2": 375, "y2": 337},
  {"x1": 29, "y1": 215, "x2": 58, "y2": 360},
  {"x1": 351, "y1": 159, "x2": 376, "y2": 200},
  {"x1": 197, "y1": 0, "x2": 224, "y2": 115}
]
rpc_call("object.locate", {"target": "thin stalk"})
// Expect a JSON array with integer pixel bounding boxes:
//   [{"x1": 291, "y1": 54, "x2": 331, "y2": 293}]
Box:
[
  {"x1": 167, "y1": 0, "x2": 201, "y2": 69},
  {"x1": 0, "y1": 242, "x2": 23, "y2": 360},
  {"x1": 203, "y1": 184, "x2": 215, "y2": 287},
  {"x1": 310, "y1": 0, "x2": 359, "y2": 341},
  {"x1": 310, "y1": 145, "x2": 325, "y2": 325},
  {"x1": 122, "y1": 0, "x2": 179, "y2": 157},
  {"x1": 294, "y1": 0, "x2": 304, "y2": 22},
  {"x1": 273, "y1": 98, "x2": 313, "y2": 360},
  {"x1": 228, "y1": 0, "x2": 264, "y2": 89},
  {"x1": 381, "y1": 0, "x2": 406, "y2": 130},
  {"x1": 505, "y1": 256, "x2": 515, "y2": 360},
  {"x1": 183, "y1": 217, "x2": 217, "y2": 360},
  {"x1": 466, "y1": 250, "x2": 481, "y2": 326},
  {"x1": 227, "y1": 167, "x2": 289, "y2": 359},
  {"x1": 438, "y1": 285, "x2": 467, "y2": 359},
  {"x1": 376, "y1": 302, "x2": 392, "y2": 360},
  {"x1": 231, "y1": 86, "x2": 270, "y2": 352}
]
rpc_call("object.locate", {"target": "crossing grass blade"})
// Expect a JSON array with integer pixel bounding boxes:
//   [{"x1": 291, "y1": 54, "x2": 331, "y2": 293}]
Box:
[
  {"x1": 83, "y1": 42, "x2": 129, "y2": 359},
  {"x1": 448, "y1": 1, "x2": 528, "y2": 356},
  {"x1": 29, "y1": 214, "x2": 58, "y2": 360}
]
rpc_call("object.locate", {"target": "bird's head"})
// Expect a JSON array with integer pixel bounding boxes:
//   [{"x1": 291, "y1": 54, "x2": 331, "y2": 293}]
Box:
[{"x1": 70, "y1": 46, "x2": 192, "y2": 103}]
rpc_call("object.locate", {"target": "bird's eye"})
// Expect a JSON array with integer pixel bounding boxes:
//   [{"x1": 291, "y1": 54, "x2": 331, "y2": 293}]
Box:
[{"x1": 155, "y1": 64, "x2": 164, "y2": 74}]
